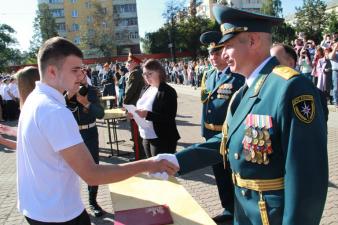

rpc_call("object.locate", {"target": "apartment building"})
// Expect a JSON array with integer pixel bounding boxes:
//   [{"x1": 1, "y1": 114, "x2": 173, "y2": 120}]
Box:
[
  {"x1": 38, "y1": 0, "x2": 140, "y2": 57},
  {"x1": 196, "y1": 0, "x2": 265, "y2": 19}
]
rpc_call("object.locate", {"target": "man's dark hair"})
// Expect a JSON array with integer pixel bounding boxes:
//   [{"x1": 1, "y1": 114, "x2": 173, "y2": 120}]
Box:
[
  {"x1": 282, "y1": 44, "x2": 298, "y2": 65},
  {"x1": 37, "y1": 37, "x2": 83, "y2": 77}
]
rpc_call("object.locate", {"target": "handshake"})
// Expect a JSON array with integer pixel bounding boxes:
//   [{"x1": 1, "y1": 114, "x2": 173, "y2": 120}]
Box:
[{"x1": 148, "y1": 154, "x2": 180, "y2": 180}]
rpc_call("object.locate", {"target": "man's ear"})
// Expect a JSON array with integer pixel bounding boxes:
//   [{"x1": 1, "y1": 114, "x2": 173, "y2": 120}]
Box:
[{"x1": 47, "y1": 65, "x2": 58, "y2": 80}]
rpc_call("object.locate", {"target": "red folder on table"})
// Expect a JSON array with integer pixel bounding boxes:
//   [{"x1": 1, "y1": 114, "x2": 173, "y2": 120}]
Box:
[{"x1": 114, "y1": 204, "x2": 173, "y2": 225}]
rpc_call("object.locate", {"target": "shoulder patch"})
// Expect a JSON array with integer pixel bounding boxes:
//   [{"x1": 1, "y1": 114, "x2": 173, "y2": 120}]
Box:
[
  {"x1": 273, "y1": 65, "x2": 299, "y2": 80},
  {"x1": 292, "y1": 95, "x2": 315, "y2": 124}
]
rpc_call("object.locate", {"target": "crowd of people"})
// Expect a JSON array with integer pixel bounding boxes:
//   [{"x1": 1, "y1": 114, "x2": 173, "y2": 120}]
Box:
[{"x1": 0, "y1": 75, "x2": 20, "y2": 121}]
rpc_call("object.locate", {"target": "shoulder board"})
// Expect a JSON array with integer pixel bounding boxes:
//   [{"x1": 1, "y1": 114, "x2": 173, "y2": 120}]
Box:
[{"x1": 272, "y1": 65, "x2": 299, "y2": 80}]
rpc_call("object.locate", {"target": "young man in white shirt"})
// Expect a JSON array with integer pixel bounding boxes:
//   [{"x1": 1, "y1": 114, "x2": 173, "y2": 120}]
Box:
[{"x1": 17, "y1": 37, "x2": 179, "y2": 225}]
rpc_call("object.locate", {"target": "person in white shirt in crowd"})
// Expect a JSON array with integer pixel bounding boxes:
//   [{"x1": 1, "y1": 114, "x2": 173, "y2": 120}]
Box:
[
  {"x1": 16, "y1": 37, "x2": 179, "y2": 225},
  {"x1": 0, "y1": 66, "x2": 40, "y2": 150},
  {"x1": 2, "y1": 78, "x2": 17, "y2": 121}
]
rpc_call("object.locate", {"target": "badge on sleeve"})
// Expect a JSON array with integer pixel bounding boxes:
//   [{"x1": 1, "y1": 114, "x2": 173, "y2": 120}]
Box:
[{"x1": 292, "y1": 95, "x2": 315, "y2": 123}]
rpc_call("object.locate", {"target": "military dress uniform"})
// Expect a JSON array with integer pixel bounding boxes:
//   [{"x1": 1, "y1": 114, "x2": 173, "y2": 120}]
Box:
[
  {"x1": 200, "y1": 30, "x2": 245, "y2": 222},
  {"x1": 65, "y1": 85, "x2": 105, "y2": 217},
  {"x1": 124, "y1": 53, "x2": 146, "y2": 160},
  {"x1": 174, "y1": 5, "x2": 328, "y2": 225}
]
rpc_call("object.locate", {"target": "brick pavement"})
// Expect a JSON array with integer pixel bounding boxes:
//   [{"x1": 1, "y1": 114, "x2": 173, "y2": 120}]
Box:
[{"x1": 0, "y1": 84, "x2": 337, "y2": 225}]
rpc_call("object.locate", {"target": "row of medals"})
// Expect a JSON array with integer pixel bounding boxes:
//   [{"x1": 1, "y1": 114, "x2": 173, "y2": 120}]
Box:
[
  {"x1": 242, "y1": 126, "x2": 272, "y2": 165},
  {"x1": 217, "y1": 89, "x2": 232, "y2": 100}
]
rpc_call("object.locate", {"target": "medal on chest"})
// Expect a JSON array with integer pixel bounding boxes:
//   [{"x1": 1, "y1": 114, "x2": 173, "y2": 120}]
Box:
[{"x1": 242, "y1": 114, "x2": 273, "y2": 165}]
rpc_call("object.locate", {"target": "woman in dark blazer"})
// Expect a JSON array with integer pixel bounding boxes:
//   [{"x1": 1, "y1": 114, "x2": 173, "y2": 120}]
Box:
[{"x1": 135, "y1": 59, "x2": 180, "y2": 157}]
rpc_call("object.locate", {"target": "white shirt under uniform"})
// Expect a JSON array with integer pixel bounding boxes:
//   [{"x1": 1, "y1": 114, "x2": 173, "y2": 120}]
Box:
[
  {"x1": 136, "y1": 86, "x2": 158, "y2": 139},
  {"x1": 17, "y1": 81, "x2": 84, "y2": 222}
]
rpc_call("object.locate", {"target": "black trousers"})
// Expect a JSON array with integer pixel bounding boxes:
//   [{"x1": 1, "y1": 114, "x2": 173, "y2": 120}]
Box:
[
  {"x1": 142, "y1": 138, "x2": 177, "y2": 158},
  {"x1": 25, "y1": 210, "x2": 90, "y2": 225},
  {"x1": 80, "y1": 127, "x2": 99, "y2": 197}
]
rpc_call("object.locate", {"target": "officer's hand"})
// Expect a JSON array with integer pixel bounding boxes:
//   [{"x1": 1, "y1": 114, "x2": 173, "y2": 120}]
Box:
[
  {"x1": 135, "y1": 109, "x2": 148, "y2": 118},
  {"x1": 76, "y1": 93, "x2": 90, "y2": 107},
  {"x1": 146, "y1": 158, "x2": 179, "y2": 176}
]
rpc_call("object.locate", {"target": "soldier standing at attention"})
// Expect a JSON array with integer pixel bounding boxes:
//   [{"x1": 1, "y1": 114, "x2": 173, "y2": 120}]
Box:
[
  {"x1": 65, "y1": 76, "x2": 105, "y2": 217},
  {"x1": 199, "y1": 31, "x2": 245, "y2": 223},
  {"x1": 157, "y1": 5, "x2": 328, "y2": 225},
  {"x1": 124, "y1": 53, "x2": 146, "y2": 160}
]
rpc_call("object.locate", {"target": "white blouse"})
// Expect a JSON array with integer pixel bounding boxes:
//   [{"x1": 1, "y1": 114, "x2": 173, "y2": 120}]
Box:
[{"x1": 136, "y1": 86, "x2": 159, "y2": 139}]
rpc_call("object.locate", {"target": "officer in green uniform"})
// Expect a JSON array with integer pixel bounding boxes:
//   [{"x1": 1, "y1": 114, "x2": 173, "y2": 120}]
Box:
[
  {"x1": 65, "y1": 77, "x2": 105, "y2": 217},
  {"x1": 200, "y1": 31, "x2": 245, "y2": 223},
  {"x1": 124, "y1": 53, "x2": 146, "y2": 160},
  {"x1": 158, "y1": 5, "x2": 328, "y2": 225}
]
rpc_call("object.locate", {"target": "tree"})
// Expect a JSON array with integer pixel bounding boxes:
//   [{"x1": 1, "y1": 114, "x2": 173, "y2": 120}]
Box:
[
  {"x1": 294, "y1": 0, "x2": 327, "y2": 43},
  {"x1": 0, "y1": 24, "x2": 21, "y2": 72},
  {"x1": 27, "y1": 3, "x2": 58, "y2": 64},
  {"x1": 260, "y1": 0, "x2": 283, "y2": 17},
  {"x1": 81, "y1": 2, "x2": 116, "y2": 58},
  {"x1": 324, "y1": 12, "x2": 338, "y2": 35},
  {"x1": 272, "y1": 22, "x2": 296, "y2": 44},
  {"x1": 141, "y1": 25, "x2": 172, "y2": 54}
]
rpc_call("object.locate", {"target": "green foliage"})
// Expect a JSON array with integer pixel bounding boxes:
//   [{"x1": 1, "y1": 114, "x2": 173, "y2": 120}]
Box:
[
  {"x1": 142, "y1": 0, "x2": 216, "y2": 58},
  {"x1": 260, "y1": 0, "x2": 283, "y2": 17},
  {"x1": 0, "y1": 24, "x2": 22, "y2": 72},
  {"x1": 81, "y1": 2, "x2": 115, "y2": 58},
  {"x1": 27, "y1": 3, "x2": 57, "y2": 64},
  {"x1": 272, "y1": 22, "x2": 296, "y2": 44},
  {"x1": 324, "y1": 12, "x2": 338, "y2": 35},
  {"x1": 294, "y1": 0, "x2": 327, "y2": 43}
]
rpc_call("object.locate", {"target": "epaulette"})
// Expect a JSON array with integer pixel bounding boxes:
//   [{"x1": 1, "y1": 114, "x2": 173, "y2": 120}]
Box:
[{"x1": 272, "y1": 65, "x2": 299, "y2": 80}]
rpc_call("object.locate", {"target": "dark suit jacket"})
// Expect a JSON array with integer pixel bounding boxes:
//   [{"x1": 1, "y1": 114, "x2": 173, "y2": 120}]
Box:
[{"x1": 140, "y1": 82, "x2": 180, "y2": 142}]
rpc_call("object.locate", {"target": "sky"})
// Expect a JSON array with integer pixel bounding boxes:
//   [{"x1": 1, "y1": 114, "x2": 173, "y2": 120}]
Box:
[{"x1": 0, "y1": 0, "x2": 326, "y2": 52}]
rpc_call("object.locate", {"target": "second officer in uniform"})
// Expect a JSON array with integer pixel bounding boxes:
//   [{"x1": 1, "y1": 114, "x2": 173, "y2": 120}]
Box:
[{"x1": 65, "y1": 75, "x2": 105, "y2": 217}]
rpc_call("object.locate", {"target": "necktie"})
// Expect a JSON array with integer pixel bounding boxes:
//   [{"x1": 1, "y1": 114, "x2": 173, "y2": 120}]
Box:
[{"x1": 216, "y1": 71, "x2": 222, "y2": 83}]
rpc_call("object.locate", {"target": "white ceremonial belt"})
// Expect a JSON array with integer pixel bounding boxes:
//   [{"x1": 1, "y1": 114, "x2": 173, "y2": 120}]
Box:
[{"x1": 79, "y1": 122, "x2": 96, "y2": 130}]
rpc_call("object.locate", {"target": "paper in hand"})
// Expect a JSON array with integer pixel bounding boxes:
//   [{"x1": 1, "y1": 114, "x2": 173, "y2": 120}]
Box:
[{"x1": 123, "y1": 104, "x2": 151, "y2": 128}]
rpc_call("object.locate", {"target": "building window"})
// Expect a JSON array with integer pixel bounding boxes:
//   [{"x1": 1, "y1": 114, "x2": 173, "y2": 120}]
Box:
[
  {"x1": 129, "y1": 31, "x2": 139, "y2": 39},
  {"x1": 87, "y1": 15, "x2": 93, "y2": 23},
  {"x1": 51, "y1": 9, "x2": 64, "y2": 17},
  {"x1": 102, "y1": 8, "x2": 107, "y2": 14},
  {"x1": 85, "y1": 1, "x2": 91, "y2": 8},
  {"x1": 113, "y1": 4, "x2": 136, "y2": 13},
  {"x1": 114, "y1": 18, "x2": 137, "y2": 26},
  {"x1": 71, "y1": 0, "x2": 77, "y2": 3},
  {"x1": 72, "y1": 23, "x2": 80, "y2": 32},
  {"x1": 74, "y1": 36, "x2": 81, "y2": 44},
  {"x1": 56, "y1": 23, "x2": 66, "y2": 31},
  {"x1": 72, "y1": 10, "x2": 78, "y2": 17},
  {"x1": 49, "y1": 0, "x2": 63, "y2": 3}
]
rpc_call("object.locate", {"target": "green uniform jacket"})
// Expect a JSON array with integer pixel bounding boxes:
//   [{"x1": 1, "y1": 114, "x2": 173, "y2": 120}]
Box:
[
  {"x1": 124, "y1": 66, "x2": 145, "y2": 106},
  {"x1": 201, "y1": 67, "x2": 244, "y2": 139},
  {"x1": 176, "y1": 57, "x2": 328, "y2": 225}
]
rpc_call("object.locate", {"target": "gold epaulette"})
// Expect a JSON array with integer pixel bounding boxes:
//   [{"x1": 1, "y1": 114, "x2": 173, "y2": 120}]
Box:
[{"x1": 272, "y1": 65, "x2": 299, "y2": 80}]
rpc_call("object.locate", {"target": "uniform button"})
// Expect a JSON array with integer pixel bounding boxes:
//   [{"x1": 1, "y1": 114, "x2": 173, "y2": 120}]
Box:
[
  {"x1": 211, "y1": 96, "x2": 214, "y2": 100},
  {"x1": 234, "y1": 153, "x2": 240, "y2": 160},
  {"x1": 241, "y1": 189, "x2": 247, "y2": 197},
  {"x1": 208, "y1": 110, "x2": 211, "y2": 113}
]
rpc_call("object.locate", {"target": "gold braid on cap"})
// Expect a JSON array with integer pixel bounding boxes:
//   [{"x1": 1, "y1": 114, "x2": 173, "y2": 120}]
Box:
[
  {"x1": 208, "y1": 42, "x2": 225, "y2": 50},
  {"x1": 220, "y1": 25, "x2": 248, "y2": 36}
]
